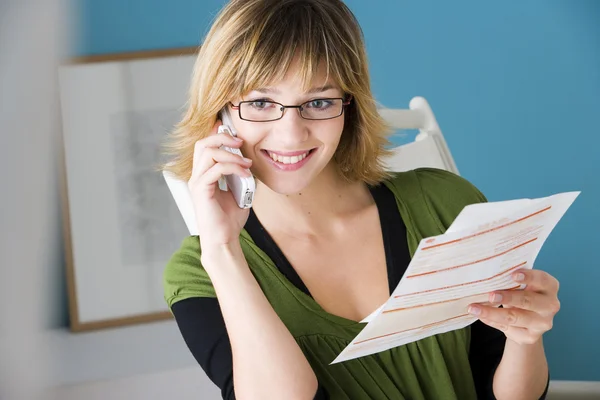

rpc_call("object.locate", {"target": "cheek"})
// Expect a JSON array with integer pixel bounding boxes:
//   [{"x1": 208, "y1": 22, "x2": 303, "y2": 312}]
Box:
[
  {"x1": 233, "y1": 122, "x2": 264, "y2": 156},
  {"x1": 238, "y1": 140, "x2": 260, "y2": 161},
  {"x1": 324, "y1": 119, "x2": 345, "y2": 147}
]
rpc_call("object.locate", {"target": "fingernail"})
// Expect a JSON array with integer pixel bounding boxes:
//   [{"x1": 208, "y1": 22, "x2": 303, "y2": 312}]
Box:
[
  {"x1": 468, "y1": 305, "x2": 481, "y2": 315},
  {"x1": 514, "y1": 273, "x2": 525, "y2": 282},
  {"x1": 232, "y1": 136, "x2": 243, "y2": 141},
  {"x1": 491, "y1": 293, "x2": 503, "y2": 303},
  {"x1": 243, "y1": 157, "x2": 252, "y2": 163}
]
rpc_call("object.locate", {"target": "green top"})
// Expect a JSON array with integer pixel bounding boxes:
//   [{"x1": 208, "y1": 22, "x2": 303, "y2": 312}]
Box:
[{"x1": 164, "y1": 168, "x2": 488, "y2": 400}]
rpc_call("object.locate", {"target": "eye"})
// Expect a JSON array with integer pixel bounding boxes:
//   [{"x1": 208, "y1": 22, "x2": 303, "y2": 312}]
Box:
[
  {"x1": 305, "y1": 99, "x2": 333, "y2": 109},
  {"x1": 248, "y1": 99, "x2": 275, "y2": 110}
]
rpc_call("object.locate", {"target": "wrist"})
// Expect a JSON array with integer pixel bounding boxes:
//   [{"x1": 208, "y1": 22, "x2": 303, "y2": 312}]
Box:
[
  {"x1": 505, "y1": 335, "x2": 544, "y2": 350},
  {"x1": 201, "y1": 241, "x2": 245, "y2": 268},
  {"x1": 498, "y1": 336, "x2": 547, "y2": 376}
]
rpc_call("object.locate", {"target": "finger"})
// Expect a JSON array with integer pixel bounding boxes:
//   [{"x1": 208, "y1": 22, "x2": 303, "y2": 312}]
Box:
[
  {"x1": 193, "y1": 147, "x2": 252, "y2": 180},
  {"x1": 478, "y1": 318, "x2": 541, "y2": 345},
  {"x1": 468, "y1": 304, "x2": 552, "y2": 331},
  {"x1": 511, "y1": 269, "x2": 559, "y2": 294},
  {"x1": 488, "y1": 290, "x2": 560, "y2": 315},
  {"x1": 199, "y1": 162, "x2": 252, "y2": 189},
  {"x1": 191, "y1": 134, "x2": 244, "y2": 177}
]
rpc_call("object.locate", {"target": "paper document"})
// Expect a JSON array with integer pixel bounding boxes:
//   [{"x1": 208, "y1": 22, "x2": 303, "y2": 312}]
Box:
[{"x1": 333, "y1": 191, "x2": 580, "y2": 364}]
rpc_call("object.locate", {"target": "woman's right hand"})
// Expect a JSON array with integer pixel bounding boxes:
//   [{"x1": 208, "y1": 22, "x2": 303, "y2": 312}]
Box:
[{"x1": 188, "y1": 121, "x2": 253, "y2": 250}]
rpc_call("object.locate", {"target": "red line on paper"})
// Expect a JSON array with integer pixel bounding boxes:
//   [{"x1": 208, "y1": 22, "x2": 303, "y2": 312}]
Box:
[
  {"x1": 422, "y1": 206, "x2": 551, "y2": 250},
  {"x1": 407, "y1": 238, "x2": 537, "y2": 278},
  {"x1": 395, "y1": 261, "x2": 527, "y2": 298},
  {"x1": 384, "y1": 284, "x2": 521, "y2": 313}
]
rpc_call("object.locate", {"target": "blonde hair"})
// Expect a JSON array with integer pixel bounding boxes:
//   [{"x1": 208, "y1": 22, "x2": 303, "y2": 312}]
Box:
[{"x1": 161, "y1": 0, "x2": 393, "y2": 185}]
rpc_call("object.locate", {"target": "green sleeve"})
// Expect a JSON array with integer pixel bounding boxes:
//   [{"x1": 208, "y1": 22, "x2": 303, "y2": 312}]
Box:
[
  {"x1": 163, "y1": 236, "x2": 216, "y2": 309},
  {"x1": 384, "y1": 168, "x2": 488, "y2": 243},
  {"x1": 414, "y1": 167, "x2": 488, "y2": 232}
]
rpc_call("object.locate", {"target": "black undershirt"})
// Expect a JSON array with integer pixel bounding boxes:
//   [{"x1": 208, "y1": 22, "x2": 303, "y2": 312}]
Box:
[{"x1": 171, "y1": 183, "x2": 548, "y2": 399}]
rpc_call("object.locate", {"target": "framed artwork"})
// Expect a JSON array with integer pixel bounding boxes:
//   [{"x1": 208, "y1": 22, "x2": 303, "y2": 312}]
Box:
[{"x1": 58, "y1": 47, "x2": 199, "y2": 331}]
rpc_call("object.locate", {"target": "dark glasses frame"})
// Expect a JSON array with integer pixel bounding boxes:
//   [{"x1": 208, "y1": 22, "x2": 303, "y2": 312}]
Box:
[{"x1": 229, "y1": 95, "x2": 353, "y2": 122}]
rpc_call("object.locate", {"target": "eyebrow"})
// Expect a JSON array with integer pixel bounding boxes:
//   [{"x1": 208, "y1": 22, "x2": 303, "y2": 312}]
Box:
[
  {"x1": 307, "y1": 84, "x2": 336, "y2": 94},
  {"x1": 253, "y1": 84, "x2": 337, "y2": 95}
]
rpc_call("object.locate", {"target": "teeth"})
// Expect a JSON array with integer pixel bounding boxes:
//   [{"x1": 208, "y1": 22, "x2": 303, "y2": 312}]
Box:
[{"x1": 268, "y1": 151, "x2": 309, "y2": 164}]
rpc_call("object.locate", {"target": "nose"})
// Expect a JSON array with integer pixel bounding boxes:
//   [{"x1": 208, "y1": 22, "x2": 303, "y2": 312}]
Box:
[{"x1": 274, "y1": 106, "x2": 309, "y2": 145}]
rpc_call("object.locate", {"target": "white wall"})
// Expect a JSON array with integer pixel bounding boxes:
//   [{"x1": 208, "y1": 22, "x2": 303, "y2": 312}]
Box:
[
  {"x1": 51, "y1": 365, "x2": 600, "y2": 400},
  {"x1": 52, "y1": 367, "x2": 220, "y2": 400},
  {"x1": 0, "y1": 0, "x2": 70, "y2": 399}
]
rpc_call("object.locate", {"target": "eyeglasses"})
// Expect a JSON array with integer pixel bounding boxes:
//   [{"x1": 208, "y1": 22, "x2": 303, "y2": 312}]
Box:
[{"x1": 230, "y1": 96, "x2": 353, "y2": 122}]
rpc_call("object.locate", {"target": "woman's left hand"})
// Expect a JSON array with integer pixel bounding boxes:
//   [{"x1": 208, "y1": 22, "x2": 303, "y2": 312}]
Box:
[{"x1": 468, "y1": 269, "x2": 561, "y2": 345}]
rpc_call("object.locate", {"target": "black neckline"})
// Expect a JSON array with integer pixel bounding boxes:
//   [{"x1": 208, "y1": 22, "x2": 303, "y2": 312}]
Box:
[{"x1": 244, "y1": 183, "x2": 411, "y2": 299}]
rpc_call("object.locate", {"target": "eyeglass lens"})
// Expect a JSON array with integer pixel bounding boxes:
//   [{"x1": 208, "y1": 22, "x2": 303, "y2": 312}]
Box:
[{"x1": 240, "y1": 98, "x2": 344, "y2": 121}]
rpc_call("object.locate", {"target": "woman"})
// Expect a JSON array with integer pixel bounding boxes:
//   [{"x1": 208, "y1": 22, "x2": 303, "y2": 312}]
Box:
[{"x1": 162, "y1": 1, "x2": 557, "y2": 398}]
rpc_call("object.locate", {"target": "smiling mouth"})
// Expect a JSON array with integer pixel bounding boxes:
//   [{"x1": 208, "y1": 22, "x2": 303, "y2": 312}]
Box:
[{"x1": 262, "y1": 149, "x2": 316, "y2": 165}]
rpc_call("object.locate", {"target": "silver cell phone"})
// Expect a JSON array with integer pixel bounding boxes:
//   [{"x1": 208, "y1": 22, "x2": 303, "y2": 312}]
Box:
[{"x1": 218, "y1": 108, "x2": 256, "y2": 209}]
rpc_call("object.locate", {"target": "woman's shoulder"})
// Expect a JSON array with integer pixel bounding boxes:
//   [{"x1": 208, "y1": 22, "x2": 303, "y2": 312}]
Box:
[
  {"x1": 163, "y1": 235, "x2": 216, "y2": 309},
  {"x1": 387, "y1": 167, "x2": 485, "y2": 198},
  {"x1": 382, "y1": 167, "x2": 488, "y2": 230}
]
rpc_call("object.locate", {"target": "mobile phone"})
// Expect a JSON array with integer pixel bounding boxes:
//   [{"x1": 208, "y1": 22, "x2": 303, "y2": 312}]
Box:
[{"x1": 217, "y1": 107, "x2": 256, "y2": 209}]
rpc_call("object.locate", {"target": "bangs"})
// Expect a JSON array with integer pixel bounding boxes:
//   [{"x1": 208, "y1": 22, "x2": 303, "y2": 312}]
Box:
[{"x1": 230, "y1": 1, "x2": 356, "y2": 97}]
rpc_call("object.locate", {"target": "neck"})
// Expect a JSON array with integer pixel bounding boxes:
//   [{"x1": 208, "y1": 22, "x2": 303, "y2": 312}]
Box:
[{"x1": 251, "y1": 164, "x2": 374, "y2": 237}]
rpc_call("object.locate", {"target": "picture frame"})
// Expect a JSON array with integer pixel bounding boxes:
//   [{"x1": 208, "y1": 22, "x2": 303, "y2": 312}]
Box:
[{"x1": 58, "y1": 47, "x2": 199, "y2": 331}]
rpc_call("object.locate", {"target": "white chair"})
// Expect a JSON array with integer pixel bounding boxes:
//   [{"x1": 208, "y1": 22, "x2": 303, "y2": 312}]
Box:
[
  {"x1": 379, "y1": 96, "x2": 459, "y2": 175},
  {"x1": 163, "y1": 96, "x2": 458, "y2": 235}
]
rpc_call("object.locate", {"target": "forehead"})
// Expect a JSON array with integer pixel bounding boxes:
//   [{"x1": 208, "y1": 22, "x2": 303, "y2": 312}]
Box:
[{"x1": 246, "y1": 57, "x2": 341, "y2": 95}]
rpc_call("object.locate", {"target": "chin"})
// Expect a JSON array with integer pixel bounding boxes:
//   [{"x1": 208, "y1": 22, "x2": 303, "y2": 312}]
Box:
[{"x1": 255, "y1": 172, "x2": 315, "y2": 196}]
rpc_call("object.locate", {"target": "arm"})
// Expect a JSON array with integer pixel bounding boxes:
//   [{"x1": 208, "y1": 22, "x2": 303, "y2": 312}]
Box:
[
  {"x1": 469, "y1": 318, "x2": 549, "y2": 400},
  {"x1": 201, "y1": 243, "x2": 319, "y2": 400},
  {"x1": 172, "y1": 128, "x2": 320, "y2": 399},
  {"x1": 492, "y1": 339, "x2": 549, "y2": 400},
  {"x1": 171, "y1": 297, "x2": 236, "y2": 399},
  {"x1": 469, "y1": 269, "x2": 557, "y2": 400},
  {"x1": 171, "y1": 296, "x2": 329, "y2": 400}
]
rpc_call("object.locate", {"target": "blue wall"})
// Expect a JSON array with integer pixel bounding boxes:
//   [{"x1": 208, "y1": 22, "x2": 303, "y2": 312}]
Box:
[{"x1": 76, "y1": 0, "x2": 600, "y2": 381}]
